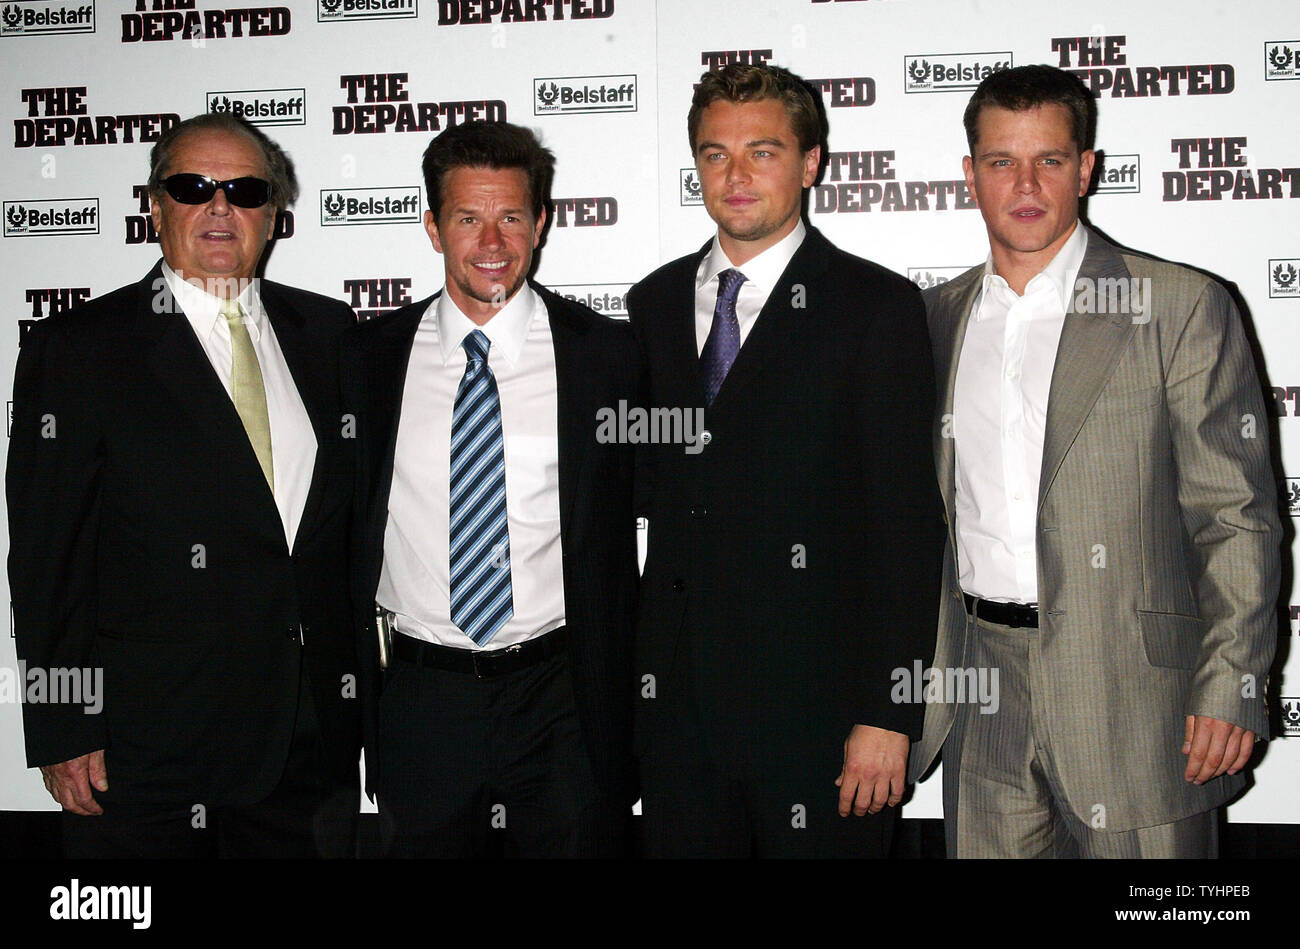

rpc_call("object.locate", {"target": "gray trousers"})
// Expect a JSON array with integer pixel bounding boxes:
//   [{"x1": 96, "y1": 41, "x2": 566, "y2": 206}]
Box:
[{"x1": 942, "y1": 612, "x2": 1217, "y2": 858}]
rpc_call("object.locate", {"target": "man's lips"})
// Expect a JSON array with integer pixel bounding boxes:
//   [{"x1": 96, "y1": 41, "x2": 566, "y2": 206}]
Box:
[
  {"x1": 471, "y1": 259, "x2": 511, "y2": 274},
  {"x1": 201, "y1": 229, "x2": 237, "y2": 240},
  {"x1": 724, "y1": 194, "x2": 758, "y2": 207},
  {"x1": 1011, "y1": 206, "x2": 1045, "y2": 220}
]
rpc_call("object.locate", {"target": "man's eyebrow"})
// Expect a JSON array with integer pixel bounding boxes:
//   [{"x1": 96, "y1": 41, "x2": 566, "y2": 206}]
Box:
[
  {"x1": 447, "y1": 205, "x2": 527, "y2": 215},
  {"x1": 695, "y1": 137, "x2": 789, "y2": 154},
  {"x1": 976, "y1": 148, "x2": 1073, "y2": 160}
]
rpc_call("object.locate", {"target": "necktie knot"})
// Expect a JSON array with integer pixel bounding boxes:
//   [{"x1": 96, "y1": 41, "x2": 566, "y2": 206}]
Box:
[
  {"x1": 463, "y1": 329, "x2": 490, "y2": 367},
  {"x1": 717, "y1": 268, "x2": 746, "y2": 306},
  {"x1": 220, "y1": 298, "x2": 243, "y2": 324}
]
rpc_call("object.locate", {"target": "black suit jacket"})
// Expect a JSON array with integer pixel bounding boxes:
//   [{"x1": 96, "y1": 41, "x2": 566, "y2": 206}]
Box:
[
  {"x1": 7, "y1": 260, "x2": 361, "y2": 807},
  {"x1": 628, "y1": 226, "x2": 945, "y2": 753},
  {"x1": 341, "y1": 282, "x2": 640, "y2": 807}
]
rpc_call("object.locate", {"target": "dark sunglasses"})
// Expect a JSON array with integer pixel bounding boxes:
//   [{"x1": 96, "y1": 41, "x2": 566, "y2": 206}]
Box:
[{"x1": 163, "y1": 173, "x2": 271, "y2": 209}]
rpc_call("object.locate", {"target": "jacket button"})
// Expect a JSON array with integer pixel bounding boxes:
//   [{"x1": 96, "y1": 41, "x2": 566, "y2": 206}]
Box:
[
  {"x1": 700, "y1": 430, "x2": 712, "y2": 445},
  {"x1": 672, "y1": 579, "x2": 685, "y2": 593},
  {"x1": 690, "y1": 506, "x2": 709, "y2": 518}
]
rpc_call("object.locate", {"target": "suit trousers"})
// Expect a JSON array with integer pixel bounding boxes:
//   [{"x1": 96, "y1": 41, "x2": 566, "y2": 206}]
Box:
[
  {"x1": 639, "y1": 625, "x2": 894, "y2": 858},
  {"x1": 376, "y1": 641, "x2": 625, "y2": 858},
  {"x1": 62, "y1": 667, "x2": 359, "y2": 858},
  {"x1": 942, "y1": 612, "x2": 1217, "y2": 858}
]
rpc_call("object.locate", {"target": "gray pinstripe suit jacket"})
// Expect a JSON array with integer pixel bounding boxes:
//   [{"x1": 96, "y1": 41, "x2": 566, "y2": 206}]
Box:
[{"x1": 908, "y1": 226, "x2": 1281, "y2": 832}]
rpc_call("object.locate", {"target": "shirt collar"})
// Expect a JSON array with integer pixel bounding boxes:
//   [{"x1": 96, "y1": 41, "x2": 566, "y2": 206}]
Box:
[
  {"x1": 162, "y1": 259, "x2": 264, "y2": 342},
  {"x1": 978, "y1": 220, "x2": 1088, "y2": 317},
  {"x1": 697, "y1": 219, "x2": 807, "y2": 295},
  {"x1": 436, "y1": 282, "x2": 541, "y2": 368}
]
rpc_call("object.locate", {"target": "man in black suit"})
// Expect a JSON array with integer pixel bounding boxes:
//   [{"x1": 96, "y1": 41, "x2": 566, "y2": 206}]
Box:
[
  {"x1": 629, "y1": 64, "x2": 944, "y2": 857},
  {"x1": 7, "y1": 113, "x2": 360, "y2": 857},
  {"x1": 343, "y1": 121, "x2": 639, "y2": 857}
]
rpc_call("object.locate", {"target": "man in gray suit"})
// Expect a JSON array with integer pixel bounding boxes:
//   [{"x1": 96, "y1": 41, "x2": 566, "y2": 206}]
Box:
[{"x1": 909, "y1": 64, "x2": 1280, "y2": 858}]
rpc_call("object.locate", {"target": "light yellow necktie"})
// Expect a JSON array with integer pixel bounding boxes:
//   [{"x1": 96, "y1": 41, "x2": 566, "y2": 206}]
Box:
[{"x1": 221, "y1": 299, "x2": 274, "y2": 493}]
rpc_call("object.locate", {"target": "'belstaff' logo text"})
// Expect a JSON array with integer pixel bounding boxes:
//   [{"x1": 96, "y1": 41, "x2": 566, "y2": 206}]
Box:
[
  {"x1": 321, "y1": 188, "x2": 421, "y2": 226},
  {"x1": 208, "y1": 89, "x2": 306, "y2": 126},
  {"x1": 1265, "y1": 41, "x2": 1299, "y2": 80},
  {"x1": 534, "y1": 75, "x2": 635, "y2": 115},
  {"x1": 1091, "y1": 153, "x2": 1140, "y2": 194},
  {"x1": 318, "y1": 0, "x2": 415, "y2": 21},
  {"x1": 0, "y1": 1, "x2": 94, "y2": 35},
  {"x1": 4, "y1": 199, "x2": 99, "y2": 237},
  {"x1": 1270, "y1": 259, "x2": 1300, "y2": 299},
  {"x1": 903, "y1": 52, "x2": 1011, "y2": 93}
]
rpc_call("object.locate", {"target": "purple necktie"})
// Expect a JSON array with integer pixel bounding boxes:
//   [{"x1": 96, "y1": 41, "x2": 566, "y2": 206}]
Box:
[{"x1": 700, "y1": 268, "x2": 746, "y2": 406}]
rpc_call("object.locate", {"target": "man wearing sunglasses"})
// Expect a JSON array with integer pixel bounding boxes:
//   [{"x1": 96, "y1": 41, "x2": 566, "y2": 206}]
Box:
[{"x1": 8, "y1": 113, "x2": 361, "y2": 857}]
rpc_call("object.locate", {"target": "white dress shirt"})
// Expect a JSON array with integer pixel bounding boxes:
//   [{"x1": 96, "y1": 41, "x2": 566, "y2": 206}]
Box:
[
  {"x1": 694, "y1": 220, "x2": 806, "y2": 354},
  {"x1": 377, "y1": 285, "x2": 566, "y2": 650},
  {"x1": 952, "y1": 222, "x2": 1087, "y2": 603},
  {"x1": 162, "y1": 262, "x2": 317, "y2": 550}
]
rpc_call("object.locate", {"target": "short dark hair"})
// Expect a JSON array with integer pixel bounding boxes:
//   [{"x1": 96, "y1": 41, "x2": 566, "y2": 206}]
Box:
[
  {"x1": 422, "y1": 121, "x2": 555, "y2": 221},
  {"x1": 963, "y1": 64, "x2": 1096, "y2": 155},
  {"x1": 147, "y1": 112, "x2": 298, "y2": 210},
  {"x1": 688, "y1": 63, "x2": 827, "y2": 155}
]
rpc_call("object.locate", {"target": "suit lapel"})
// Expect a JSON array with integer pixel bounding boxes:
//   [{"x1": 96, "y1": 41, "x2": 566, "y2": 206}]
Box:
[
  {"x1": 932, "y1": 268, "x2": 983, "y2": 536},
  {"x1": 1038, "y1": 229, "x2": 1137, "y2": 509},
  {"x1": 538, "y1": 285, "x2": 588, "y2": 544},
  {"x1": 709, "y1": 227, "x2": 830, "y2": 415},
  {"x1": 362, "y1": 299, "x2": 426, "y2": 551},
  {"x1": 139, "y1": 264, "x2": 284, "y2": 544},
  {"x1": 666, "y1": 242, "x2": 710, "y2": 409},
  {"x1": 260, "y1": 282, "x2": 334, "y2": 554}
]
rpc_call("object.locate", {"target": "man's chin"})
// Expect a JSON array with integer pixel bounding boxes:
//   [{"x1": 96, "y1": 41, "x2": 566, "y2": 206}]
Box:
[
  {"x1": 464, "y1": 275, "x2": 526, "y2": 309},
  {"x1": 718, "y1": 221, "x2": 780, "y2": 247}
]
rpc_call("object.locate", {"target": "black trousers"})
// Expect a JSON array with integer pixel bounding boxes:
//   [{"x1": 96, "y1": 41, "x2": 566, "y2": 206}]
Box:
[
  {"x1": 376, "y1": 646, "x2": 624, "y2": 858},
  {"x1": 638, "y1": 631, "x2": 895, "y2": 859},
  {"x1": 62, "y1": 670, "x2": 358, "y2": 859}
]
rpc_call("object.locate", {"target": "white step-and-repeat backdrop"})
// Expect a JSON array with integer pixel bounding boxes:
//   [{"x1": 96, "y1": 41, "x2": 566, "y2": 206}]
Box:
[{"x1": 1, "y1": 0, "x2": 1296, "y2": 824}]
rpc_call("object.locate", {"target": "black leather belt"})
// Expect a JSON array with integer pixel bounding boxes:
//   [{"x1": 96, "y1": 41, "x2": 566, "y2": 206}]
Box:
[
  {"x1": 963, "y1": 594, "x2": 1039, "y2": 629},
  {"x1": 391, "y1": 626, "x2": 568, "y2": 678}
]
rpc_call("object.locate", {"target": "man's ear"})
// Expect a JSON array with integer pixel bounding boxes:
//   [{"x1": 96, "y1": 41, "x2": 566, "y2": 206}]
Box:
[
  {"x1": 1077, "y1": 149, "x2": 1096, "y2": 197},
  {"x1": 425, "y1": 209, "x2": 443, "y2": 254},
  {"x1": 532, "y1": 204, "x2": 546, "y2": 248},
  {"x1": 962, "y1": 155, "x2": 978, "y2": 208},
  {"x1": 801, "y1": 145, "x2": 822, "y2": 188}
]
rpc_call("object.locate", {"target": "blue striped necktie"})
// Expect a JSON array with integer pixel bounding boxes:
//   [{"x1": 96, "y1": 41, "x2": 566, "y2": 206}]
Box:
[{"x1": 449, "y1": 329, "x2": 513, "y2": 646}]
